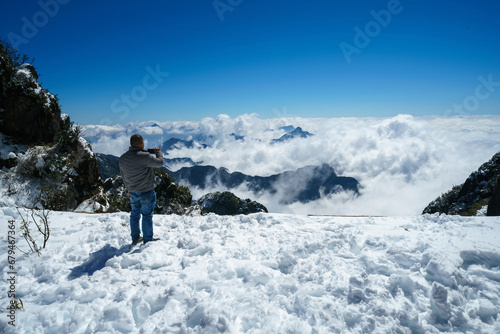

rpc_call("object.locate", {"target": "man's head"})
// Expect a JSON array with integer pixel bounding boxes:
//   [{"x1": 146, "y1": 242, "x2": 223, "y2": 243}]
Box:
[{"x1": 130, "y1": 134, "x2": 144, "y2": 148}]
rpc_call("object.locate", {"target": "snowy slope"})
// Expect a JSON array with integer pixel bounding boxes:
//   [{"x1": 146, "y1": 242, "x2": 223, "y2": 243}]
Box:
[{"x1": 1, "y1": 208, "x2": 499, "y2": 333}]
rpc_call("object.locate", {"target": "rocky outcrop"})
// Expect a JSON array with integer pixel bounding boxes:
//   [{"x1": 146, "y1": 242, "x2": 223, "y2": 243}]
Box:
[
  {"x1": 196, "y1": 191, "x2": 268, "y2": 215},
  {"x1": 0, "y1": 57, "x2": 64, "y2": 144},
  {"x1": 423, "y1": 152, "x2": 500, "y2": 216},
  {"x1": 487, "y1": 176, "x2": 500, "y2": 216},
  {"x1": 154, "y1": 169, "x2": 192, "y2": 214},
  {"x1": 13, "y1": 123, "x2": 106, "y2": 211},
  {"x1": 69, "y1": 136, "x2": 105, "y2": 208},
  {"x1": 0, "y1": 41, "x2": 105, "y2": 211}
]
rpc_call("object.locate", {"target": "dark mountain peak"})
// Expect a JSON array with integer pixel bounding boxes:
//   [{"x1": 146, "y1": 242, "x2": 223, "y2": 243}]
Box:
[
  {"x1": 163, "y1": 138, "x2": 189, "y2": 148},
  {"x1": 272, "y1": 127, "x2": 313, "y2": 144},
  {"x1": 295, "y1": 163, "x2": 337, "y2": 178},
  {"x1": 162, "y1": 138, "x2": 208, "y2": 152}
]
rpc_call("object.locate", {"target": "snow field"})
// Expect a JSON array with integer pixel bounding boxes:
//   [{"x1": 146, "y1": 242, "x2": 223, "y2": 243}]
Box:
[{"x1": 0, "y1": 208, "x2": 499, "y2": 333}]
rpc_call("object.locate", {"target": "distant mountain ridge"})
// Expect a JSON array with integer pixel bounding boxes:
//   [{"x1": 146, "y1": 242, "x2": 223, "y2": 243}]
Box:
[
  {"x1": 95, "y1": 153, "x2": 120, "y2": 181},
  {"x1": 161, "y1": 127, "x2": 312, "y2": 152},
  {"x1": 170, "y1": 163, "x2": 359, "y2": 204},
  {"x1": 162, "y1": 138, "x2": 208, "y2": 152}
]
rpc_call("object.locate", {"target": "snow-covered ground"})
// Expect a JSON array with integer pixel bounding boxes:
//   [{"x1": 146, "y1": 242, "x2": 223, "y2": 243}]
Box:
[{"x1": 1, "y1": 208, "x2": 499, "y2": 333}]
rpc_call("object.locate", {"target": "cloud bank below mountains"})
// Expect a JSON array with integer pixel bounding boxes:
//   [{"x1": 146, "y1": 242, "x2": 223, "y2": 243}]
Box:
[{"x1": 82, "y1": 114, "x2": 500, "y2": 215}]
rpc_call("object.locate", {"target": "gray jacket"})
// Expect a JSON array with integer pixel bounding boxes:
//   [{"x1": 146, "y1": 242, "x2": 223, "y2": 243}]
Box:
[{"x1": 119, "y1": 147, "x2": 164, "y2": 192}]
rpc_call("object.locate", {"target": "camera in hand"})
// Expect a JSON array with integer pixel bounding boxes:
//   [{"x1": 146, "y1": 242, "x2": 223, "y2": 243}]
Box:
[{"x1": 147, "y1": 148, "x2": 156, "y2": 154}]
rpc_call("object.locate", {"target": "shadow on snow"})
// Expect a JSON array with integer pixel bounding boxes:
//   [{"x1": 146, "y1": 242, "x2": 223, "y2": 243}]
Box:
[{"x1": 68, "y1": 243, "x2": 140, "y2": 280}]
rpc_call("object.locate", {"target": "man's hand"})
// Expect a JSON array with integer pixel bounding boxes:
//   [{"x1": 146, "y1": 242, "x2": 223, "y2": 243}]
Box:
[
  {"x1": 128, "y1": 190, "x2": 131, "y2": 196},
  {"x1": 154, "y1": 147, "x2": 161, "y2": 153}
]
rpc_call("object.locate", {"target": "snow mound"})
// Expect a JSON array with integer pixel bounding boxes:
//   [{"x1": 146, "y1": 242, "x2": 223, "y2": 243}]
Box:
[{"x1": 0, "y1": 209, "x2": 499, "y2": 333}]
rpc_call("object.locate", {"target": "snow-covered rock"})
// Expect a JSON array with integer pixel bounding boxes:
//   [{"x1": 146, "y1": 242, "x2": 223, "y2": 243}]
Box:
[
  {"x1": 0, "y1": 125, "x2": 106, "y2": 211},
  {"x1": 197, "y1": 191, "x2": 268, "y2": 215},
  {"x1": 423, "y1": 151, "x2": 500, "y2": 216}
]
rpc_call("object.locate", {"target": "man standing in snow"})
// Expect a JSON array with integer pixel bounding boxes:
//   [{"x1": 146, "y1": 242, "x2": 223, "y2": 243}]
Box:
[{"x1": 119, "y1": 134, "x2": 163, "y2": 244}]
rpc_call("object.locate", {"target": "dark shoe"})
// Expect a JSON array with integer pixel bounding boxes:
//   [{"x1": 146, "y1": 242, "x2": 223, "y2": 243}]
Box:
[
  {"x1": 132, "y1": 237, "x2": 143, "y2": 245},
  {"x1": 143, "y1": 238, "x2": 160, "y2": 244}
]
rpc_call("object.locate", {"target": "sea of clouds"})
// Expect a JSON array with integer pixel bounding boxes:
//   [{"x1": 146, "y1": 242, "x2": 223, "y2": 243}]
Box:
[{"x1": 82, "y1": 114, "x2": 500, "y2": 216}]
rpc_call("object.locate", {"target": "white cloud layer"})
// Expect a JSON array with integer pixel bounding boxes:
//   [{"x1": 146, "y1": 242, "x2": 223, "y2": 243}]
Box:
[{"x1": 82, "y1": 114, "x2": 500, "y2": 216}]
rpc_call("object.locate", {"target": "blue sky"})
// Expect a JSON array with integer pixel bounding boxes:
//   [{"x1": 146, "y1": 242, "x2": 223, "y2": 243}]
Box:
[{"x1": 1, "y1": 0, "x2": 499, "y2": 125}]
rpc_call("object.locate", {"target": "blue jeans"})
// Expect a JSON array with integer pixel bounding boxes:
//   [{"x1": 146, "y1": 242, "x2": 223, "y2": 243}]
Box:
[{"x1": 130, "y1": 190, "x2": 156, "y2": 243}]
